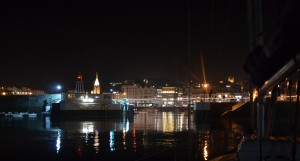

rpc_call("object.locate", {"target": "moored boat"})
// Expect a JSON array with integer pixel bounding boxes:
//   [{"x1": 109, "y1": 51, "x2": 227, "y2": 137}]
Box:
[
  {"x1": 50, "y1": 93, "x2": 134, "y2": 121},
  {"x1": 209, "y1": 0, "x2": 300, "y2": 160},
  {"x1": 11, "y1": 112, "x2": 23, "y2": 118},
  {"x1": 28, "y1": 112, "x2": 37, "y2": 117}
]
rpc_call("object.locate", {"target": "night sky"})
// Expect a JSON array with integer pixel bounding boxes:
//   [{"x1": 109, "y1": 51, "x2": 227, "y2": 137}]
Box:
[{"x1": 0, "y1": 1, "x2": 277, "y2": 92}]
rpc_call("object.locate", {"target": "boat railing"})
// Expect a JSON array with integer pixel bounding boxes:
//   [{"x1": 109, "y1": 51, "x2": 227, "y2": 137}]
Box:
[
  {"x1": 256, "y1": 53, "x2": 300, "y2": 138},
  {"x1": 237, "y1": 53, "x2": 300, "y2": 161}
]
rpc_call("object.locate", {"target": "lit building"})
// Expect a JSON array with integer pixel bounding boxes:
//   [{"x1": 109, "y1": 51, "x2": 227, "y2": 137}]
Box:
[
  {"x1": 122, "y1": 84, "x2": 157, "y2": 107},
  {"x1": 92, "y1": 72, "x2": 100, "y2": 94},
  {"x1": 228, "y1": 76, "x2": 234, "y2": 83},
  {"x1": 183, "y1": 84, "x2": 211, "y2": 103},
  {"x1": 160, "y1": 86, "x2": 178, "y2": 107},
  {"x1": 0, "y1": 86, "x2": 45, "y2": 96}
]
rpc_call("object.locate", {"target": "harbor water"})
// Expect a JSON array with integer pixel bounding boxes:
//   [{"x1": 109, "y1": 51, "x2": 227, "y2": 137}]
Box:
[{"x1": 0, "y1": 111, "x2": 250, "y2": 161}]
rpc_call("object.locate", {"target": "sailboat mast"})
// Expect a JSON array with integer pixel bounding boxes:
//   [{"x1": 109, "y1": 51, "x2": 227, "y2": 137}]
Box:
[
  {"x1": 247, "y1": 0, "x2": 264, "y2": 137},
  {"x1": 187, "y1": 0, "x2": 192, "y2": 128}
]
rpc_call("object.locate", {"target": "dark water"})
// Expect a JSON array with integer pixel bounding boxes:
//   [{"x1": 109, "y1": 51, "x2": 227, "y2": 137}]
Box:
[{"x1": 0, "y1": 112, "x2": 249, "y2": 161}]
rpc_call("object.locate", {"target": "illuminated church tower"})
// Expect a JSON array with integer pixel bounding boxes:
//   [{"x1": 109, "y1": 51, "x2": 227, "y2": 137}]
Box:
[
  {"x1": 75, "y1": 72, "x2": 85, "y2": 93},
  {"x1": 93, "y1": 72, "x2": 100, "y2": 94}
]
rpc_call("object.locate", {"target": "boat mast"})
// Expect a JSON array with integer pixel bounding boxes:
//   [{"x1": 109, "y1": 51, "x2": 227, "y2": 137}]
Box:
[
  {"x1": 187, "y1": 0, "x2": 192, "y2": 129},
  {"x1": 247, "y1": 0, "x2": 264, "y2": 137}
]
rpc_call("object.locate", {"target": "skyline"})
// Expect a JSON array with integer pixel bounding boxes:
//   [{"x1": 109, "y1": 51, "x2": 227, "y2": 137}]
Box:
[{"x1": 0, "y1": 1, "x2": 277, "y2": 91}]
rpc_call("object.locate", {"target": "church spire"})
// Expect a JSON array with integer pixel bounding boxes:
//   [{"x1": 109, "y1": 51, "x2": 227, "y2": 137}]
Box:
[
  {"x1": 93, "y1": 72, "x2": 100, "y2": 94},
  {"x1": 94, "y1": 72, "x2": 100, "y2": 86}
]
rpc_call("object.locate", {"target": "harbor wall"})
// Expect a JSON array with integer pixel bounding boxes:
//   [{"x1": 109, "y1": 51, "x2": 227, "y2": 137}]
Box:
[
  {"x1": 0, "y1": 94, "x2": 61, "y2": 113},
  {"x1": 193, "y1": 102, "x2": 236, "y2": 123}
]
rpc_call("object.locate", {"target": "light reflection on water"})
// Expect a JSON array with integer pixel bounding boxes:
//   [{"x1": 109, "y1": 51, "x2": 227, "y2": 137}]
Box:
[
  {"x1": 94, "y1": 130, "x2": 99, "y2": 153},
  {"x1": 203, "y1": 131, "x2": 209, "y2": 160},
  {"x1": 109, "y1": 131, "x2": 115, "y2": 152},
  {"x1": 0, "y1": 111, "x2": 247, "y2": 161},
  {"x1": 56, "y1": 130, "x2": 61, "y2": 153}
]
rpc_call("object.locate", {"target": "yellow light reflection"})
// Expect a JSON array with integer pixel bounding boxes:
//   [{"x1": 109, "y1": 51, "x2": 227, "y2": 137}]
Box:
[
  {"x1": 123, "y1": 129, "x2": 126, "y2": 149},
  {"x1": 94, "y1": 130, "x2": 99, "y2": 153},
  {"x1": 162, "y1": 112, "x2": 174, "y2": 132},
  {"x1": 199, "y1": 131, "x2": 210, "y2": 161},
  {"x1": 203, "y1": 139, "x2": 208, "y2": 160},
  {"x1": 176, "y1": 113, "x2": 184, "y2": 131}
]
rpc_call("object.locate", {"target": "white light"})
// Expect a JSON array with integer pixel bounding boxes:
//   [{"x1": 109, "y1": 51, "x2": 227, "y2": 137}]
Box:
[
  {"x1": 56, "y1": 130, "x2": 61, "y2": 154},
  {"x1": 82, "y1": 122, "x2": 94, "y2": 133},
  {"x1": 57, "y1": 85, "x2": 62, "y2": 90},
  {"x1": 82, "y1": 98, "x2": 94, "y2": 103}
]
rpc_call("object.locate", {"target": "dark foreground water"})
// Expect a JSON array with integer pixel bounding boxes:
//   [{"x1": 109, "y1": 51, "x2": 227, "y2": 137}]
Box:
[{"x1": 0, "y1": 112, "x2": 250, "y2": 161}]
